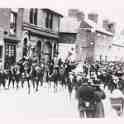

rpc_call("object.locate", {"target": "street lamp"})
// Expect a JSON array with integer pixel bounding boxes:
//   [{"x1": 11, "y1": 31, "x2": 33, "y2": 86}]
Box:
[
  {"x1": 89, "y1": 41, "x2": 95, "y2": 47},
  {"x1": 90, "y1": 41, "x2": 94, "y2": 46}
]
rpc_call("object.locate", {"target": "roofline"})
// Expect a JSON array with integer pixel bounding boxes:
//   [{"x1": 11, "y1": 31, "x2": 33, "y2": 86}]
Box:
[
  {"x1": 96, "y1": 30, "x2": 113, "y2": 37},
  {"x1": 41, "y1": 8, "x2": 63, "y2": 17},
  {"x1": 59, "y1": 32, "x2": 77, "y2": 34},
  {"x1": 112, "y1": 43, "x2": 124, "y2": 48},
  {"x1": 80, "y1": 27, "x2": 113, "y2": 36}
]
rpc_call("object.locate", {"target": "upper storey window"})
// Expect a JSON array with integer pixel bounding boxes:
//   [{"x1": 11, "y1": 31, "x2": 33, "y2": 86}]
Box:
[
  {"x1": 29, "y1": 8, "x2": 38, "y2": 25},
  {"x1": 10, "y1": 9, "x2": 18, "y2": 35},
  {"x1": 45, "y1": 12, "x2": 53, "y2": 29}
]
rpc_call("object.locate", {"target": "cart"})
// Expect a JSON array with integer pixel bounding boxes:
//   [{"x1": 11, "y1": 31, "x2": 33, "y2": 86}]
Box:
[{"x1": 110, "y1": 97, "x2": 124, "y2": 116}]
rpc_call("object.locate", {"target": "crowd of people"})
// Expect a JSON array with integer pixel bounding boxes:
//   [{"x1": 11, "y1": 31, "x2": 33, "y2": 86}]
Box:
[
  {"x1": 0, "y1": 53, "x2": 124, "y2": 97},
  {"x1": 0, "y1": 55, "x2": 77, "y2": 94}
]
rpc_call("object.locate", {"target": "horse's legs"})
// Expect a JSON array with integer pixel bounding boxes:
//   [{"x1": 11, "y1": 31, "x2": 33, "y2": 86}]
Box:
[
  {"x1": 36, "y1": 78, "x2": 40, "y2": 92},
  {"x1": 46, "y1": 71, "x2": 49, "y2": 82},
  {"x1": 8, "y1": 78, "x2": 11, "y2": 88},
  {"x1": 32, "y1": 79, "x2": 35, "y2": 89},
  {"x1": 27, "y1": 79, "x2": 30, "y2": 89},
  {"x1": 54, "y1": 80, "x2": 58, "y2": 93},
  {"x1": 40, "y1": 75, "x2": 43, "y2": 86},
  {"x1": 16, "y1": 78, "x2": 19, "y2": 89},
  {"x1": 3, "y1": 79, "x2": 6, "y2": 89},
  {"x1": 12, "y1": 78, "x2": 15, "y2": 88},
  {"x1": 27, "y1": 79, "x2": 30, "y2": 94},
  {"x1": 21, "y1": 79, "x2": 24, "y2": 88}
]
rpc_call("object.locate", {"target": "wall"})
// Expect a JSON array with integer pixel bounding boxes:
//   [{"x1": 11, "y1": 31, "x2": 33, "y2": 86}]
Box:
[
  {"x1": 75, "y1": 26, "x2": 113, "y2": 63},
  {"x1": 75, "y1": 28, "x2": 95, "y2": 63},
  {"x1": 23, "y1": 9, "x2": 30, "y2": 24},
  {"x1": 108, "y1": 45, "x2": 124, "y2": 61},
  {"x1": 59, "y1": 33, "x2": 77, "y2": 44},
  {"x1": 16, "y1": 8, "x2": 24, "y2": 39},
  {"x1": 75, "y1": 29, "x2": 87, "y2": 62},
  {"x1": 37, "y1": 10, "x2": 46, "y2": 28},
  {"x1": 58, "y1": 43, "x2": 75, "y2": 61},
  {"x1": 94, "y1": 33, "x2": 113, "y2": 61},
  {"x1": 52, "y1": 15, "x2": 59, "y2": 33},
  {"x1": 0, "y1": 8, "x2": 10, "y2": 34},
  {"x1": 0, "y1": 9, "x2": 12, "y2": 68},
  {"x1": 22, "y1": 9, "x2": 60, "y2": 34}
]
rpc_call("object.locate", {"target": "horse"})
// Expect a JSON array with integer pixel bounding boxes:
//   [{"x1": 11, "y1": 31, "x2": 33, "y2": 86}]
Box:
[
  {"x1": 0, "y1": 69, "x2": 6, "y2": 89},
  {"x1": 31, "y1": 64, "x2": 44, "y2": 91},
  {"x1": 21, "y1": 60, "x2": 32, "y2": 94},
  {"x1": 7, "y1": 64, "x2": 17, "y2": 88},
  {"x1": 58, "y1": 64, "x2": 67, "y2": 88}
]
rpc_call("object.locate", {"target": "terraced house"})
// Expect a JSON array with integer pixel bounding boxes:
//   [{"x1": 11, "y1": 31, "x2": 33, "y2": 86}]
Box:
[{"x1": 0, "y1": 8, "x2": 63, "y2": 69}]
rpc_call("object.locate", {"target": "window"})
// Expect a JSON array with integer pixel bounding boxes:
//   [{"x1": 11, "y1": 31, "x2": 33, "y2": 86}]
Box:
[
  {"x1": 100, "y1": 55, "x2": 102, "y2": 63},
  {"x1": 50, "y1": 14, "x2": 53, "y2": 29},
  {"x1": 29, "y1": 8, "x2": 33, "y2": 24},
  {"x1": 29, "y1": 8, "x2": 38, "y2": 25},
  {"x1": 45, "y1": 13, "x2": 53, "y2": 29},
  {"x1": 34, "y1": 9, "x2": 38, "y2": 25},
  {"x1": 0, "y1": 46, "x2": 3, "y2": 59},
  {"x1": 10, "y1": 11, "x2": 17, "y2": 35},
  {"x1": 4, "y1": 42, "x2": 16, "y2": 69}
]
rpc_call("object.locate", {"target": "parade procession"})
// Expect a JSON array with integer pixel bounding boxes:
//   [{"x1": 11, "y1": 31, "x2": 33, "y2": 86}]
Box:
[{"x1": 0, "y1": 8, "x2": 124, "y2": 119}]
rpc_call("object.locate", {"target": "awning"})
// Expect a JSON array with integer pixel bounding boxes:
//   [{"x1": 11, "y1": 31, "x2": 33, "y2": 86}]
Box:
[
  {"x1": 23, "y1": 23, "x2": 59, "y2": 39},
  {"x1": 4, "y1": 36, "x2": 20, "y2": 43}
]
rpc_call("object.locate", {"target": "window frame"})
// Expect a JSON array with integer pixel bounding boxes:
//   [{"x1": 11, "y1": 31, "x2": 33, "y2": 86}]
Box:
[
  {"x1": 45, "y1": 12, "x2": 53, "y2": 29},
  {"x1": 29, "y1": 8, "x2": 38, "y2": 25},
  {"x1": 0, "y1": 46, "x2": 3, "y2": 59},
  {"x1": 10, "y1": 11, "x2": 17, "y2": 35}
]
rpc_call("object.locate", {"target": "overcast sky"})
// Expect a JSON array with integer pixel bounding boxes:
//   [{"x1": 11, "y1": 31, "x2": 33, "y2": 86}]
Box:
[{"x1": 1, "y1": 0, "x2": 124, "y2": 31}]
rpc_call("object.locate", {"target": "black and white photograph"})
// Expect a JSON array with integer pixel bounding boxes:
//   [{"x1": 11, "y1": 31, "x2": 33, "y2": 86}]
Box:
[{"x1": 1, "y1": 0, "x2": 124, "y2": 122}]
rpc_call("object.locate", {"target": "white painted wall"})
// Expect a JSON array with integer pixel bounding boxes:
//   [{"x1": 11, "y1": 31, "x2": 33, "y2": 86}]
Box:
[{"x1": 58, "y1": 43, "x2": 76, "y2": 61}]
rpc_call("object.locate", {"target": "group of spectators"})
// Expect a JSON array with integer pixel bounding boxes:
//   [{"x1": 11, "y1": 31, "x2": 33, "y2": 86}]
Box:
[
  {"x1": 0, "y1": 52, "x2": 124, "y2": 96},
  {"x1": 72, "y1": 60, "x2": 124, "y2": 93}
]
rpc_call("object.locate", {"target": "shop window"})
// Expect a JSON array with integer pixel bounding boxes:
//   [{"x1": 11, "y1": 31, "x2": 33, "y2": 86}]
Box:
[
  {"x1": 45, "y1": 13, "x2": 53, "y2": 29},
  {"x1": 29, "y1": 8, "x2": 38, "y2": 25},
  {"x1": 10, "y1": 11, "x2": 17, "y2": 35},
  {"x1": 4, "y1": 42, "x2": 16, "y2": 69}
]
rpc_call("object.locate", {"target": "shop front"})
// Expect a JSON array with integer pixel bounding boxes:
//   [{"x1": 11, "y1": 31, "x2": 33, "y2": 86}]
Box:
[
  {"x1": 28, "y1": 33, "x2": 58, "y2": 65},
  {"x1": 4, "y1": 38, "x2": 18, "y2": 69}
]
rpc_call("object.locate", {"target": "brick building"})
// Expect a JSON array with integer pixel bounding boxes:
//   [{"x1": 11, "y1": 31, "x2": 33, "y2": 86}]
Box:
[
  {"x1": 18, "y1": 8, "x2": 63, "y2": 65},
  {"x1": 59, "y1": 16, "x2": 80, "y2": 61},
  {"x1": 75, "y1": 13, "x2": 114, "y2": 63},
  {"x1": 0, "y1": 8, "x2": 63, "y2": 69},
  {"x1": 0, "y1": 8, "x2": 22, "y2": 69},
  {"x1": 109, "y1": 35, "x2": 124, "y2": 61}
]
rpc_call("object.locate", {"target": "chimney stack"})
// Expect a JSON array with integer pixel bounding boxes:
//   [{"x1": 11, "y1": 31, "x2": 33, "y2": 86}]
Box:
[
  {"x1": 76, "y1": 11, "x2": 85, "y2": 21},
  {"x1": 103, "y1": 20, "x2": 109, "y2": 31},
  {"x1": 68, "y1": 9, "x2": 79, "y2": 18},
  {"x1": 103, "y1": 20, "x2": 116, "y2": 33},
  {"x1": 88, "y1": 13, "x2": 98, "y2": 23},
  {"x1": 68, "y1": 9, "x2": 85, "y2": 21}
]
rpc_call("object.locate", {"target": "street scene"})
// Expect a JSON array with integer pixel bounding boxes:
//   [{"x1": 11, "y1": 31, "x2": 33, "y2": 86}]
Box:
[{"x1": 0, "y1": 7, "x2": 124, "y2": 120}]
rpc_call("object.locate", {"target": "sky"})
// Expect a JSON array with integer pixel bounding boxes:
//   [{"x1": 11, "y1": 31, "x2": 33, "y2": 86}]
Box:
[{"x1": 1, "y1": 0, "x2": 124, "y2": 32}]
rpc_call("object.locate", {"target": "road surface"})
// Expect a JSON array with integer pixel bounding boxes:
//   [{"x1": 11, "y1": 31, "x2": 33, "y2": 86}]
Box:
[{"x1": 0, "y1": 81, "x2": 122, "y2": 123}]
